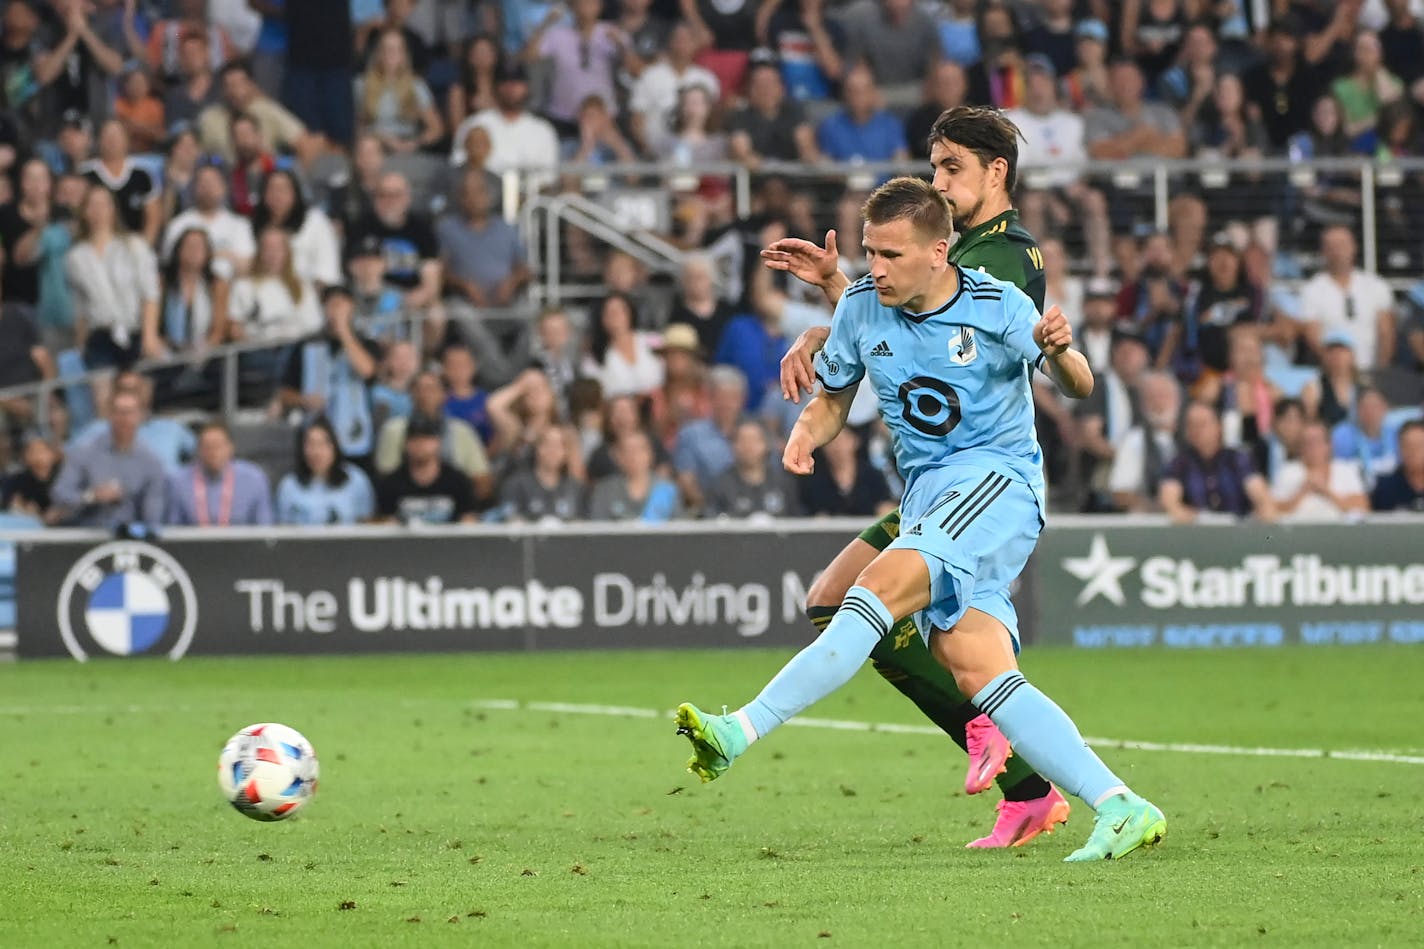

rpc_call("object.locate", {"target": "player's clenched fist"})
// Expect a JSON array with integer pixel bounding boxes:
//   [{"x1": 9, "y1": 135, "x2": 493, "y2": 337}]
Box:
[
  {"x1": 783, "y1": 429, "x2": 817, "y2": 475},
  {"x1": 1033, "y1": 305, "x2": 1073, "y2": 357}
]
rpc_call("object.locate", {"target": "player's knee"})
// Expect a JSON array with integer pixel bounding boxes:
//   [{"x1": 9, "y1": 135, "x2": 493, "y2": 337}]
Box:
[{"x1": 806, "y1": 570, "x2": 852, "y2": 610}]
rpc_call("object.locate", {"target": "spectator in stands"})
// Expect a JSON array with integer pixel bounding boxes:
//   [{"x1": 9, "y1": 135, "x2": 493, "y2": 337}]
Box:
[
  {"x1": 40, "y1": 110, "x2": 93, "y2": 177},
  {"x1": 447, "y1": 33, "x2": 502, "y2": 135},
  {"x1": 629, "y1": 20, "x2": 719, "y2": 153},
  {"x1": 165, "y1": 420, "x2": 272, "y2": 526},
  {"x1": 450, "y1": 61, "x2": 558, "y2": 173},
  {"x1": 198, "y1": 59, "x2": 310, "y2": 164},
  {"x1": 0, "y1": 263, "x2": 54, "y2": 435},
  {"x1": 526, "y1": 307, "x2": 582, "y2": 410},
  {"x1": 1064, "y1": 18, "x2": 1112, "y2": 112},
  {"x1": 587, "y1": 393, "x2": 669, "y2": 480},
  {"x1": 1262, "y1": 397, "x2": 1307, "y2": 481},
  {"x1": 681, "y1": 0, "x2": 757, "y2": 96},
  {"x1": 163, "y1": 30, "x2": 220, "y2": 128},
  {"x1": 1380, "y1": 0, "x2": 1424, "y2": 105},
  {"x1": 651, "y1": 324, "x2": 710, "y2": 450},
  {"x1": 228, "y1": 228, "x2": 322, "y2": 343},
  {"x1": 349, "y1": 171, "x2": 444, "y2": 352},
  {"x1": 71, "y1": 371, "x2": 195, "y2": 473},
  {"x1": 67, "y1": 185, "x2": 163, "y2": 390},
  {"x1": 615, "y1": 0, "x2": 671, "y2": 67},
  {"x1": 798, "y1": 426, "x2": 893, "y2": 517},
  {"x1": 160, "y1": 165, "x2": 256, "y2": 280},
  {"x1": 1331, "y1": 30, "x2": 1403, "y2": 140},
  {"x1": 50, "y1": 388, "x2": 166, "y2": 528},
  {"x1": 757, "y1": 0, "x2": 842, "y2": 103},
  {"x1": 1299, "y1": 225, "x2": 1397, "y2": 370},
  {"x1": 816, "y1": 65, "x2": 908, "y2": 164},
  {"x1": 328, "y1": 133, "x2": 384, "y2": 234},
  {"x1": 905, "y1": 61, "x2": 968, "y2": 162},
  {"x1": 439, "y1": 167, "x2": 530, "y2": 313},
  {"x1": 1006, "y1": 55, "x2": 1111, "y2": 278},
  {"x1": 159, "y1": 127, "x2": 201, "y2": 221},
  {"x1": 33, "y1": 174, "x2": 80, "y2": 347},
  {"x1": 2, "y1": 433, "x2": 60, "y2": 522},
  {"x1": 1371, "y1": 419, "x2": 1424, "y2": 511},
  {"x1": 1332, "y1": 387, "x2": 1402, "y2": 488},
  {"x1": 357, "y1": 0, "x2": 429, "y2": 73},
  {"x1": 937, "y1": 0, "x2": 979, "y2": 68},
  {"x1": 1304, "y1": 332, "x2": 1364, "y2": 427},
  {"x1": 345, "y1": 233, "x2": 404, "y2": 340},
  {"x1": 275, "y1": 416, "x2": 377, "y2": 525},
  {"x1": 1181, "y1": 235, "x2": 1265, "y2": 379},
  {"x1": 114, "y1": 64, "x2": 165, "y2": 154},
  {"x1": 1117, "y1": 230, "x2": 1188, "y2": 371},
  {"x1": 1159, "y1": 401, "x2": 1276, "y2": 523},
  {"x1": 440, "y1": 342, "x2": 492, "y2": 445},
  {"x1": 1076, "y1": 327, "x2": 1149, "y2": 511},
  {"x1": 376, "y1": 415, "x2": 478, "y2": 525},
  {"x1": 1119, "y1": 0, "x2": 1188, "y2": 84},
  {"x1": 281, "y1": 0, "x2": 356, "y2": 151},
  {"x1": 673, "y1": 364, "x2": 744, "y2": 506},
  {"x1": 0, "y1": 159, "x2": 55, "y2": 310},
  {"x1": 965, "y1": 1, "x2": 1026, "y2": 109},
  {"x1": 582, "y1": 292, "x2": 663, "y2": 400},
  {"x1": 375, "y1": 370, "x2": 491, "y2": 494},
  {"x1": 727, "y1": 60, "x2": 817, "y2": 169},
  {"x1": 132, "y1": 0, "x2": 235, "y2": 87},
  {"x1": 23, "y1": 0, "x2": 125, "y2": 134},
  {"x1": 1208, "y1": 328, "x2": 1281, "y2": 459},
  {"x1": 1271, "y1": 419, "x2": 1369, "y2": 520},
  {"x1": 668, "y1": 254, "x2": 734, "y2": 356},
  {"x1": 227, "y1": 113, "x2": 278, "y2": 216},
  {"x1": 1108, "y1": 370, "x2": 1182, "y2": 514},
  {"x1": 496, "y1": 424, "x2": 585, "y2": 523},
  {"x1": 587, "y1": 428, "x2": 680, "y2": 522},
  {"x1": 522, "y1": 0, "x2": 628, "y2": 135},
  {"x1": 704, "y1": 419, "x2": 799, "y2": 520},
  {"x1": 158, "y1": 227, "x2": 231, "y2": 355},
  {"x1": 650, "y1": 85, "x2": 726, "y2": 170},
  {"x1": 1086, "y1": 59, "x2": 1188, "y2": 162},
  {"x1": 485, "y1": 369, "x2": 576, "y2": 476},
  {"x1": 357, "y1": 27, "x2": 443, "y2": 154},
  {"x1": 81, "y1": 119, "x2": 159, "y2": 245},
  {"x1": 1244, "y1": 16, "x2": 1320, "y2": 153},
  {"x1": 1022, "y1": 0, "x2": 1076, "y2": 77},
  {"x1": 252, "y1": 168, "x2": 342, "y2": 288},
  {"x1": 715, "y1": 290, "x2": 786, "y2": 414},
  {"x1": 278, "y1": 285, "x2": 383, "y2": 466},
  {"x1": 840, "y1": 0, "x2": 939, "y2": 109},
  {"x1": 371, "y1": 339, "x2": 418, "y2": 424},
  {"x1": 1158, "y1": 21, "x2": 1219, "y2": 116}
]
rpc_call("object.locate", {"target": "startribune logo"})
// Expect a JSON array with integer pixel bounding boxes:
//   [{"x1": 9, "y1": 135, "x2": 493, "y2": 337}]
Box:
[
  {"x1": 870, "y1": 340, "x2": 893, "y2": 357},
  {"x1": 56, "y1": 541, "x2": 199, "y2": 661}
]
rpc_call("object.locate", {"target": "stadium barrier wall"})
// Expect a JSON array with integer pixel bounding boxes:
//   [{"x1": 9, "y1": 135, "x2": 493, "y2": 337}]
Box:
[{"x1": 8, "y1": 517, "x2": 1424, "y2": 661}]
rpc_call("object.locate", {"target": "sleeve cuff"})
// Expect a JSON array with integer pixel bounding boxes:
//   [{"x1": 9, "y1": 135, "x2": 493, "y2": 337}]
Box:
[{"x1": 814, "y1": 370, "x2": 860, "y2": 393}]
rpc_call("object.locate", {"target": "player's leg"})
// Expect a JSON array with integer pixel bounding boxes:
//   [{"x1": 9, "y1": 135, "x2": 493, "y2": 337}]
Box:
[
  {"x1": 676, "y1": 546, "x2": 933, "y2": 782},
  {"x1": 815, "y1": 515, "x2": 1039, "y2": 798}
]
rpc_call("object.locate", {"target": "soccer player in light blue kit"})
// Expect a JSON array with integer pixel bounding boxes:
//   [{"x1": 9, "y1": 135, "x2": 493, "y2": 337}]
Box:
[{"x1": 676, "y1": 177, "x2": 1167, "y2": 861}]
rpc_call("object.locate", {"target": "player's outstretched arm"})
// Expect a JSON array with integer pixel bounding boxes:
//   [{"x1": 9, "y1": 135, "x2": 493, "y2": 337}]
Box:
[
  {"x1": 783, "y1": 386, "x2": 855, "y2": 475},
  {"x1": 760, "y1": 229, "x2": 852, "y2": 306},
  {"x1": 1033, "y1": 305, "x2": 1094, "y2": 399}
]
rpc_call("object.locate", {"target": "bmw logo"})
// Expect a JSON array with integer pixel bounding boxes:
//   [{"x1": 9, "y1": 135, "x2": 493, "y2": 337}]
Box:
[{"x1": 57, "y1": 542, "x2": 198, "y2": 661}]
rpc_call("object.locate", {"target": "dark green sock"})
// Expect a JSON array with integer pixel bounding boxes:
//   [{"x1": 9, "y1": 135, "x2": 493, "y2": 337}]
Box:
[{"x1": 808, "y1": 606, "x2": 1046, "y2": 798}]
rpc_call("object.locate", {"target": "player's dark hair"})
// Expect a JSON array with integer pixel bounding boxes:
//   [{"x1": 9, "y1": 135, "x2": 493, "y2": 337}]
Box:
[
  {"x1": 294, "y1": 416, "x2": 351, "y2": 488},
  {"x1": 927, "y1": 106, "x2": 1025, "y2": 193},
  {"x1": 861, "y1": 176, "x2": 953, "y2": 244}
]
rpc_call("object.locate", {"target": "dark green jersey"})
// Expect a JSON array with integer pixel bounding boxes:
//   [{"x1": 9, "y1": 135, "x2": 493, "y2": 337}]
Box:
[{"x1": 948, "y1": 209, "x2": 1046, "y2": 313}]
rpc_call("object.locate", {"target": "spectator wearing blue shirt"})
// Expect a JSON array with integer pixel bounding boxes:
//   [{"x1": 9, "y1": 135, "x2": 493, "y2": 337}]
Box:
[
  {"x1": 71, "y1": 371, "x2": 196, "y2": 474},
  {"x1": 1331, "y1": 388, "x2": 1400, "y2": 489},
  {"x1": 714, "y1": 305, "x2": 786, "y2": 414},
  {"x1": 440, "y1": 342, "x2": 492, "y2": 445},
  {"x1": 672, "y1": 366, "x2": 746, "y2": 508},
  {"x1": 815, "y1": 66, "x2": 909, "y2": 164},
  {"x1": 275, "y1": 416, "x2": 377, "y2": 525},
  {"x1": 166, "y1": 421, "x2": 274, "y2": 527}
]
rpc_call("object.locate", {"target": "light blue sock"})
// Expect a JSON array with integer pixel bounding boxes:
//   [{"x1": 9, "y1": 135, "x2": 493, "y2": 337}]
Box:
[
  {"x1": 737, "y1": 586, "x2": 892, "y2": 740},
  {"x1": 973, "y1": 671, "x2": 1128, "y2": 809}
]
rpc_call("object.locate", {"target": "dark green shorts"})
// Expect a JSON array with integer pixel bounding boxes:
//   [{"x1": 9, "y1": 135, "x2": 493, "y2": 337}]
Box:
[{"x1": 856, "y1": 509, "x2": 902, "y2": 552}]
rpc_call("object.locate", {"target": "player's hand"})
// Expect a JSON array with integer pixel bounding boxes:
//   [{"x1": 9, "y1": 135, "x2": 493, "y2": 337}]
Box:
[
  {"x1": 1033, "y1": 305, "x2": 1073, "y2": 358},
  {"x1": 780, "y1": 325, "x2": 831, "y2": 403},
  {"x1": 761, "y1": 229, "x2": 840, "y2": 289},
  {"x1": 782, "y1": 430, "x2": 816, "y2": 475}
]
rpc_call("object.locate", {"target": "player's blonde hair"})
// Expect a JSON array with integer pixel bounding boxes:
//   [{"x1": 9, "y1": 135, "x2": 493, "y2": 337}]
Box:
[{"x1": 861, "y1": 176, "x2": 954, "y2": 245}]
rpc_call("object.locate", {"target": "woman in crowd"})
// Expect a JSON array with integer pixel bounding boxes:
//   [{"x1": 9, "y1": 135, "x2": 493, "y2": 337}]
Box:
[
  {"x1": 582, "y1": 292, "x2": 663, "y2": 400},
  {"x1": 159, "y1": 227, "x2": 230, "y2": 354},
  {"x1": 357, "y1": 28, "x2": 444, "y2": 154},
  {"x1": 586, "y1": 393, "x2": 669, "y2": 481},
  {"x1": 485, "y1": 368, "x2": 581, "y2": 479},
  {"x1": 228, "y1": 228, "x2": 322, "y2": 344},
  {"x1": 82, "y1": 118, "x2": 160, "y2": 244},
  {"x1": 1203, "y1": 327, "x2": 1282, "y2": 456},
  {"x1": 446, "y1": 33, "x2": 502, "y2": 136},
  {"x1": 587, "y1": 428, "x2": 681, "y2": 523},
  {"x1": 1, "y1": 433, "x2": 61, "y2": 523},
  {"x1": 1302, "y1": 334, "x2": 1362, "y2": 427},
  {"x1": 495, "y1": 424, "x2": 586, "y2": 523},
  {"x1": 275, "y1": 416, "x2": 376, "y2": 525},
  {"x1": 1270, "y1": 420, "x2": 1369, "y2": 521},
  {"x1": 159, "y1": 126, "x2": 202, "y2": 221},
  {"x1": 65, "y1": 185, "x2": 162, "y2": 405},
  {"x1": 251, "y1": 168, "x2": 342, "y2": 288},
  {"x1": 0, "y1": 159, "x2": 54, "y2": 309}
]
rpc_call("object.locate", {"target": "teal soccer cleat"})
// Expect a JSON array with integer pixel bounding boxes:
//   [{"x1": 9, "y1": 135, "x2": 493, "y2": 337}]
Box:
[
  {"x1": 674, "y1": 703, "x2": 749, "y2": 783},
  {"x1": 1064, "y1": 793, "x2": 1167, "y2": 862}
]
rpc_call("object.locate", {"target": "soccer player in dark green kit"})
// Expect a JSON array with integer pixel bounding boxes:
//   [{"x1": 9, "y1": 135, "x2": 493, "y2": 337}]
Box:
[{"x1": 763, "y1": 106, "x2": 1066, "y2": 848}]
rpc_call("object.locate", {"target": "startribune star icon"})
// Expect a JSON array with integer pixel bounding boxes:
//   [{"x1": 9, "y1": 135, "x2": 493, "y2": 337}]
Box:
[{"x1": 1060, "y1": 534, "x2": 1138, "y2": 606}]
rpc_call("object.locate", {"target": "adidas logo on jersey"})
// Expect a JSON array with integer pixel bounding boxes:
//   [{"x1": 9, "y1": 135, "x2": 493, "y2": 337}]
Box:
[{"x1": 870, "y1": 340, "x2": 894, "y2": 357}]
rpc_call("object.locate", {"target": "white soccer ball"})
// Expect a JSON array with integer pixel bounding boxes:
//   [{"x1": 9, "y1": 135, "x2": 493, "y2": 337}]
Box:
[{"x1": 217, "y1": 723, "x2": 319, "y2": 821}]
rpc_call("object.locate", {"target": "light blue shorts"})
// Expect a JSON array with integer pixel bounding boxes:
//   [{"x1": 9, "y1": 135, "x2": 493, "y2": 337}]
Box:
[{"x1": 886, "y1": 464, "x2": 1043, "y2": 649}]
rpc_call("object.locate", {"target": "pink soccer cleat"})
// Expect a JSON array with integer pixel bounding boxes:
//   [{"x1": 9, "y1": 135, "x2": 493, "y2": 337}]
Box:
[
  {"x1": 964, "y1": 714, "x2": 1012, "y2": 794},
  {"x1": 965, "y1": 786, "x2": 1071, "y2": 849}
]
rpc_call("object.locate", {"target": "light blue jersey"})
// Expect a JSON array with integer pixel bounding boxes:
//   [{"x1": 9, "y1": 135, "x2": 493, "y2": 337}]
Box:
[{"x1": 815, "y1": 267, "x2": 1046, "y2": 506}]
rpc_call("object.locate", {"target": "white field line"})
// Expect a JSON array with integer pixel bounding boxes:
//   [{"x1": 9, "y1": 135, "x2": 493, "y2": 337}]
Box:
[{"x1": 462, "y1": 699, "x2": 1424, "y2": 767}]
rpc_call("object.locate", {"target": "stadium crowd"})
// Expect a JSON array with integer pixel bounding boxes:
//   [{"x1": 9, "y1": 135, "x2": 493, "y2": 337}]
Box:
[{"x1": 0, "y1": 0, "x2": 1423, "y2": 531}]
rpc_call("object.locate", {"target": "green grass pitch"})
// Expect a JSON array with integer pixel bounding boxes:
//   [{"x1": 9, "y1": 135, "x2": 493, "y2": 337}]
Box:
[{"x1": 2, "y1": 645, "x2": 1422, "y2": 948}]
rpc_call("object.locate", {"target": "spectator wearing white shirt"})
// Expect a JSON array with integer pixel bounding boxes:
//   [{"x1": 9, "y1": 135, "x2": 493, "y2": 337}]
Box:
[
  {"x1": 581, "y1": 292, "x2": 663, "y2": 399},
  {"x1": 450, "y1": 61, "x2": 559, "y2": 172},
  {"x1": 1005, "y1": 55, "x2": 1111, "y2": 277},
  {"x1": 251, "y1": 168, "x2": 342, "y2": 288},
  {"x1": 228, "y1": 228, "x2": 321, "y2": 344},
  {"x1": 1271, "y1": 420, "x2": 1370, "y2": 521},
  {"x1": 1109, "y1": 370, "x2": 1182, "y2": 513},
  {"x1": 628, "y1": 20, "x2": 719, "y2": 153},
  {"x1": 160, "y1": 165, "x2": 255, "y2": 280},
  {"x1": 1298, "y1": 224, "x2": 1397, "y2": 370}
]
